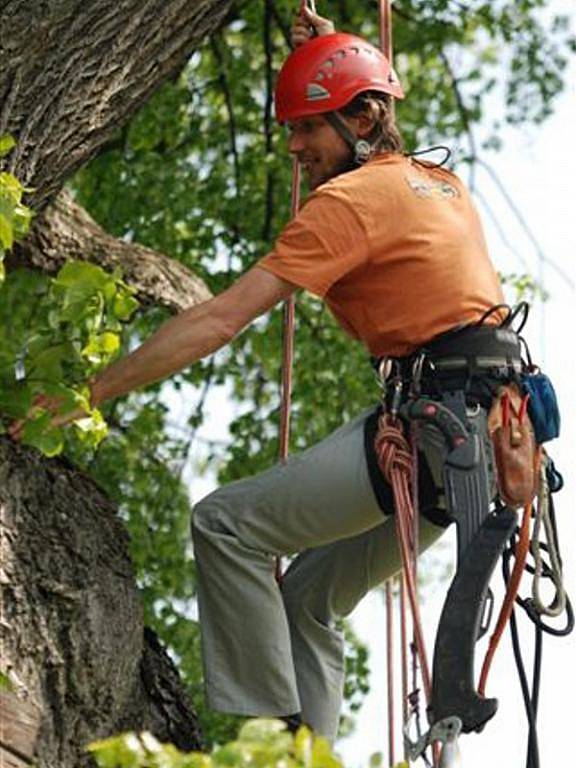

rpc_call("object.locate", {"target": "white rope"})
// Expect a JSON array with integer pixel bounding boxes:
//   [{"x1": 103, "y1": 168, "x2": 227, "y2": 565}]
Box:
[{"x1": 531, "y1": 454, "x2": 566, "y2": 618}]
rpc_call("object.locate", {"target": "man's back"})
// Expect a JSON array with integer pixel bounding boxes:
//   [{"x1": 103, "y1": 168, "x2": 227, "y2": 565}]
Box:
[{"x1": 260, "y1": 153, "x2": 505, "y2": 356}]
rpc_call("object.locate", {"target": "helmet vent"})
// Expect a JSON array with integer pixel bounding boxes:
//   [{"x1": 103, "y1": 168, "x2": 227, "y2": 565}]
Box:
[{"x1": 306, "y1": 83, "x2": 331, "y2": 101}]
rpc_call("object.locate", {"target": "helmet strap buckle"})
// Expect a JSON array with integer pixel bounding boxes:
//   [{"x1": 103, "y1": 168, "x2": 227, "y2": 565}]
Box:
[
  {"x1": 326, "y1": 111, "x2": 373, "y2": 166},
  {"x1": 354, "y1": 139, "x2": 372, "y2": 164}
]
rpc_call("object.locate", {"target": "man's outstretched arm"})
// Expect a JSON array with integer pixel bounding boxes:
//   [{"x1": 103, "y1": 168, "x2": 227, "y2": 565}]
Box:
[
  {"x1": 90, "y1": 266, "x2": 295, "y2": 407},
  {"x1": 8, "y1": 267, "x2": 295, "y2": 439}
]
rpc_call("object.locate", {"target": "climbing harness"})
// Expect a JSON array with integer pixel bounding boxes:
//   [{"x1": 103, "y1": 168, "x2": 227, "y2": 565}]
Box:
[{"x1": 373, "y1": 305, "x2": 571, "y2": 767}]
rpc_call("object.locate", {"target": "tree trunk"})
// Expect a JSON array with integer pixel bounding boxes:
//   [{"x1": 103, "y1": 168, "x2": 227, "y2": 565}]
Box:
[
  {"x1": 0, "y1": 437, "x2": 203, "y2": 767},
  {"x1": 0, "y1": 0, "x2": 233, "y2": 211},
  {"x1": 1, "y1": 0, "x2": 235, "y2": 760}
]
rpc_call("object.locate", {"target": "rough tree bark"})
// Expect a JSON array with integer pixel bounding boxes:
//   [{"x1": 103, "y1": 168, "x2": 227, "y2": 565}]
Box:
[
  {"x1": 0, "y1": 0, "x2": 235, "y2": 308},
  {"x1": 13, "y1": 190, "x2": 212, "y2": 312},
  {"x1": 0, "y1": 0, "x2": 234, "y2": 764},
  {"x1": 0, "y1": 438, "x2": 203, "y2": 766}
]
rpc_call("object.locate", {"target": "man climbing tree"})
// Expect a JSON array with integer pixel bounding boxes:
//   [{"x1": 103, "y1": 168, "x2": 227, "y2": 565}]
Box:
[{"x1": 7, "y1": 4, "x2": 556, "y2": 752}]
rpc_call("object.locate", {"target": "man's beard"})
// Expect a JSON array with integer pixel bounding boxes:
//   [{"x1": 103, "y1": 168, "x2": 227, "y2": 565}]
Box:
[{"x1": 309, "y1": 151, "x2": 357, "y2": 190}]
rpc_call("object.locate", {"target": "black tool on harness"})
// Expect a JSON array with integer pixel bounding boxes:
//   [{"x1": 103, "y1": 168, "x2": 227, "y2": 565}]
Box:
[{"x1": 401, "y1": 395, "x2": 516, "y2": 735}]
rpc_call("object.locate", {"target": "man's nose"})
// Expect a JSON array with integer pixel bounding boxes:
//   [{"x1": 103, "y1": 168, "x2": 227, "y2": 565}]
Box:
[{"x1": 287, "y1": 130, "x2": 305, "y2": 155}]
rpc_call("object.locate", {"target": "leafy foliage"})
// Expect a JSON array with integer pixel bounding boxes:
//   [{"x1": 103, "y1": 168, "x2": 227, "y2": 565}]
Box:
[
  {"x1": 2, "y1": 0, "x2": 573, "y2": 751},
  {"x1": 0, "y1": 670, "x2": 14, "y2": 692},
  {"x1": 88, "y1": 718, "x2": 408, "y2": 768},
  {"x1": 0, "y1": 135, "x2": 33, "y2": 281},
  {"x1": 0, "y1": 262, "x2": 138, "y2": 454}
]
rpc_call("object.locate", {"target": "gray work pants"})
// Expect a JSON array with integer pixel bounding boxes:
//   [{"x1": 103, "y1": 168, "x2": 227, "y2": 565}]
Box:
[{"x1": 191, "y1": 409, "x2": 448, "y2": 742}]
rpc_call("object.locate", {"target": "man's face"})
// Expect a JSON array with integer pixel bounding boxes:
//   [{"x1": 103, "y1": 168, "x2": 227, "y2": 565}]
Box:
[{"x1": 286, "y1": 114, "x2": 354, "y2": 190}]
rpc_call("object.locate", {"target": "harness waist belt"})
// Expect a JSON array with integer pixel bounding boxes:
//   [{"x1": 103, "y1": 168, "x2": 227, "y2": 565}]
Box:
[
  {"x1": 373, "y1": 323, "x2": 523, "y2": 382},
  {"x1": 419, "y1": 323, "x2": 522, "y2": 370},
  {"x1": 432, "y1": 356, "x2": 522, "y2": 373}
]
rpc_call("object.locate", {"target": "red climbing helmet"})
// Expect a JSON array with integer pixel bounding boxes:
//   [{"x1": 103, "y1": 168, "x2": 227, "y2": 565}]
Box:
[{"x1": 275, "y1": 32, "x2": 404, "y2": 123}]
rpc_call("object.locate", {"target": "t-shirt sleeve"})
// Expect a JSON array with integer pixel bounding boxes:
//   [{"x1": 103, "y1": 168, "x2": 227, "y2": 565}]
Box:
[{"x1": 257, "y1": 191, "x2": 369, "y2": 298}]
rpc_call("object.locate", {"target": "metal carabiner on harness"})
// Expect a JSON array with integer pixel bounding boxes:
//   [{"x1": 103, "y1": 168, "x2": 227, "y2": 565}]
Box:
[
  {"x1": 405, "y1": 715, "x2": 463, "y2": 767},
  {"x1": 410, "y1": 351, "x2": 427, "y2": 397},
  {"x1": 390, "y1": 375, "x2": 404, "y2": 419}
]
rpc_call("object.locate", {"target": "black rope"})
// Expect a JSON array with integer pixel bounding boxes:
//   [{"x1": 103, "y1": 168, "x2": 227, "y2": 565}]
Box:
[
  {"x1": 407, "y1": 145, "x2": 452, "y2": 168},
  {"x1": 504, "y1": 547, "x2": 541, "y2": 768},
  {"x1": 501, "y1": 471, "x2": 573, "y2": 768}
]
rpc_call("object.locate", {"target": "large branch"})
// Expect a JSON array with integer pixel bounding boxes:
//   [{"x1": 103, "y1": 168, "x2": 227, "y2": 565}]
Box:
[
  {"x1": 0, "y1": 0, "x2": 234, "y2": 211},
  {"x1": 13, "y1": 190, "x2": 212, "y2": 311}
]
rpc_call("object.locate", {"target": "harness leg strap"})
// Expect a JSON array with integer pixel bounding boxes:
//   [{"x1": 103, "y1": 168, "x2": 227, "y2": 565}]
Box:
[{"x1": 401, "y1": 396, "x2": 517, "y2": 734}]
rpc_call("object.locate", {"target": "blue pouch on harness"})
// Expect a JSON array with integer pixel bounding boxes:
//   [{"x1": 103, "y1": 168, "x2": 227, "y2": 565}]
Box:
[{"x1": 521, "y1": 371, "x2": 560, "y2": 444}]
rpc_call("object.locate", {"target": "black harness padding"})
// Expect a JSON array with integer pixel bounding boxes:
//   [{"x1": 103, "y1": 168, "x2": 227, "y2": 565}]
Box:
[{"x1": 363, "y1": 407, "x2": 447, "y2": 526}]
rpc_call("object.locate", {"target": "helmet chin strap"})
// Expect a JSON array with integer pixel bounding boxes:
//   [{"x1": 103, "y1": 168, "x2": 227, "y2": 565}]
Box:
[{"x1": 325, "y1": 111, "x2": 373, "y2": 165}]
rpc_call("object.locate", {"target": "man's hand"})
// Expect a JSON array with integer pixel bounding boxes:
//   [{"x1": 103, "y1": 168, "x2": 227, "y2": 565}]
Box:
[
  {"x1": 8, "y1": 393, "x2": 87, "y2": 442},
  {"x1": 291, "y1": 7, "x2": 335, "y2": 48}
]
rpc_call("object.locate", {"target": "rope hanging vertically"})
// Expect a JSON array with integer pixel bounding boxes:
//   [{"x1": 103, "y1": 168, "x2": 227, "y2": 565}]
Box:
[
  {"x1": 378, "y1": 5, "x2": 402, "y2": 766},
  {"x1": 276, "y1": 0, "x2": 317, "y2": 583}
]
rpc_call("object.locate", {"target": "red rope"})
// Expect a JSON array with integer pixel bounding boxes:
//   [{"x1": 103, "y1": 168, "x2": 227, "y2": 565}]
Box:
[
  {"x1": 478, "y1": 502, "x2": 532, "y2": 695},
  {"x1": 275, "y1": 156, "x2": 301, "y2": 585},
  {"x1": 385, "y1": 581, "x2": 395, "y2": 767},
  {"x1": 375, "y1": 413, "x2": 432, "y2": 702},
  {"x1": 400, "y1": 576, "x2": 409, "y2": 726}
]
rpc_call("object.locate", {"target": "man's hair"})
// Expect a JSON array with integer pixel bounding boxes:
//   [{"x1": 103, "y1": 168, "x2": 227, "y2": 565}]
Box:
[{"x1": 340, "y1": 91, "x2": 404, "y2": 154}]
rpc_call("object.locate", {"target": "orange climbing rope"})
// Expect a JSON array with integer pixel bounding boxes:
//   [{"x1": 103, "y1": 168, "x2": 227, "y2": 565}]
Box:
[
  {"x1": 478, "y1": 501, "x2": 532, "y2": 695},
  {"x1": 375, "y1": 413, "x2": 433, "y2": 701},
  {"x1": 276, "y1": 0, "x2": 316, "y2": 583}
]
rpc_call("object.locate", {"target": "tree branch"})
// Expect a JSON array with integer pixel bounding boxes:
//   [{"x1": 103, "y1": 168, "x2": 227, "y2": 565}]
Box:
[{"x1": 12, "y1": 190, "x2": 212, "y2": 312}]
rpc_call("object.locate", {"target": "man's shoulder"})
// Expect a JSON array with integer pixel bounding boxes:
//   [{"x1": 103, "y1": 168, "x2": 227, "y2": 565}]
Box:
[{"x1": 306, "y1": 154, "x2": 407, "y2": 214}]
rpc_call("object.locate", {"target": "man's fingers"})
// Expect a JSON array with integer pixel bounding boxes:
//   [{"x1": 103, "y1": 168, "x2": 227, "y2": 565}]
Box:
[
  {"x1": 291, "y1": 7, "x2": 335, "y2": 47},
  {"x1": 8, "y1": 419, "x2": 24, "y2": 440},
  {"x1": 7, "y1": 393, "x2": 75, "y2": 442},
  {"x1": 301, "y1": 7, "x2": 335, "y2": 35}
]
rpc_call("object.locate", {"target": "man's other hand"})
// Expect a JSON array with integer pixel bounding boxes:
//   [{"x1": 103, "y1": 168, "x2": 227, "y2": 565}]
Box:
[
  {"x1": 8, "y1": 393, "x2": 86, "y2": 442},
  {"x1": 291, "y1": 7, "x2": 335, "y2": 48}
]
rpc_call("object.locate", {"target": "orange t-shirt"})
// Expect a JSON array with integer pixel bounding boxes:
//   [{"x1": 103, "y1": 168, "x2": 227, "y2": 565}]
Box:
[{"x1": 258, "y1": 153, "x2": 504, "y2": 357}]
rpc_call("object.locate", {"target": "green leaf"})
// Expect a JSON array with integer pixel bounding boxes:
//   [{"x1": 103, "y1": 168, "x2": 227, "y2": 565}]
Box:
[
  {"x1": 113, "y1": 290, "x2": 140, "y2": 321},
  {"x1": 0, "y1": 383, "x2": 33, "y2": 419},
  {"x1": 0, "y1": 135, "x2": 16, "y2": 157},
  {"x1": 0, "y1": 211, "x2": 14, "y2": 251},
  {"x1": 87, "y1": 732, "x2": 146, "y2": 768},
  {"x1": 0, "y1": 172, "x2": 24, "y2": 201},
  {"x1": 82, "y1": 331, "x2": 120, "y2": 363},
  {"x1": 13, "y1": 202, "x2": 33, "y2": 238},
  {"x1": 22, "y1": 414, "x2": 64, "y2": 457},
  {"x1": 238, "y1": 718, "x2": 287, "y2": 742},
  {"x1": 54, "y1": 261, "x2": 111, "y2": 290},
  {"x1": 0, "y1": 670, "x2": 13, "y2": 691},
  {"x1": 74, "y1": 409, "x2": 109, "y2": 448}
]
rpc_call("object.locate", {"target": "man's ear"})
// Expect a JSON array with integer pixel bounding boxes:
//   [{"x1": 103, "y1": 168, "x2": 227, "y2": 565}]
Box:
[{"x1": 355, "y1": 107, "x2": 377, "y2": 139}]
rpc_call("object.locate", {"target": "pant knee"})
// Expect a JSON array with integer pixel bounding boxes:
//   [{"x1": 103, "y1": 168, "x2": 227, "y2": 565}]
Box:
[
  {"x1": 191, "y1": 489, "x2": 227, "y2": 543},
  {"x1": 282, "y1": 577, "x2": 331, "y2": 629}
]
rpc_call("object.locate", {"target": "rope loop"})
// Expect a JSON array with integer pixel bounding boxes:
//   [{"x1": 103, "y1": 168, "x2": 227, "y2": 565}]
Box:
[{"x1": 375, "y1": 412, "x2": 413, "y2": 483}]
